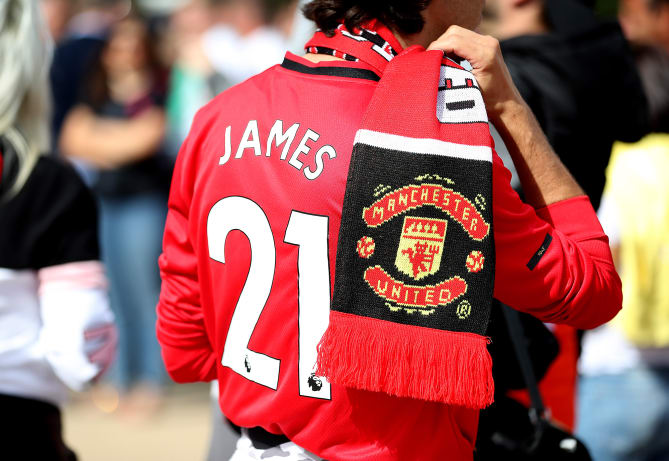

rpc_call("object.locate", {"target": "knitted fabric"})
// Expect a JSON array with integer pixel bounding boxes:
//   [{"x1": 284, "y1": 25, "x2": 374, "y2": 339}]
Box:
[{"x1": 310, "y1": 24, "x2": 496, "y2": 408}]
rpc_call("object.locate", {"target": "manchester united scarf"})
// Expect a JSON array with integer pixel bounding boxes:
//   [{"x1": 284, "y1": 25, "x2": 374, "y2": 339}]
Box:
[{"x1": 310, "y1": 23, "x2": 495, "y2": 408}]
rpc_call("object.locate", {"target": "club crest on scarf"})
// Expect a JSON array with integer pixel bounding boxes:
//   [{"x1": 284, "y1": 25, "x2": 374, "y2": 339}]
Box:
[
  {"x1": 395, "y1": 216, "x2": 447, "y2": 280},
  {"x1": 355, "y1": 177, "x2": 491, "y2": 317},
  {"x1": 317, "y1": 29, "x2": 496, "y2": 408}
]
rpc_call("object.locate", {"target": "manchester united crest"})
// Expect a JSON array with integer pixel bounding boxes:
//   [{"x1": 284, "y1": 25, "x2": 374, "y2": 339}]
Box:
[
  {"x1": 395, "y1": 217, "x2": 447, "y2": 280},
  {"x1": 356, "y1": 178, "x2": 491, "y2": 317}
]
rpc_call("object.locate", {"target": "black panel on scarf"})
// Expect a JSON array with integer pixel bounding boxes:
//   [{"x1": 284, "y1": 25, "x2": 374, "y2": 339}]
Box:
[{"x1": 332, "y1": 143, "x2": 495, "y2": 335}]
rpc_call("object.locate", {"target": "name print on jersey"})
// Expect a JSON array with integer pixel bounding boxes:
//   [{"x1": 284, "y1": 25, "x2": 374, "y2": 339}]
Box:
[{"x1": 218, "y1": 119, "x2": 337, "y2": 180}]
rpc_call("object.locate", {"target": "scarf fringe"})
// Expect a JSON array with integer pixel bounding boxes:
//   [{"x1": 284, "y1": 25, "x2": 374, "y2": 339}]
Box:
[{"x1": 316, "y1": 311, "x2": 494, "y2": 409}]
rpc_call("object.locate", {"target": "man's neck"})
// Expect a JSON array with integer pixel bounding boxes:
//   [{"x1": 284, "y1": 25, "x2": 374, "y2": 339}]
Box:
[
  {"x1": 393, "y1": 23, "x2": 445, "y2": 50},
  {"x1": 303, "y1": 54, "x2": 346, "y2": 63}
]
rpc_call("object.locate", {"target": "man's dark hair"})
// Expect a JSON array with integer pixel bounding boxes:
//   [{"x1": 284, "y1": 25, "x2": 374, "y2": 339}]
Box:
[
  {"x1": 649, "y1": 0, "x2": 669, "y2": 8},
  {"x1": 302, "y1": 0, "x2": 431, "y2": 36}
]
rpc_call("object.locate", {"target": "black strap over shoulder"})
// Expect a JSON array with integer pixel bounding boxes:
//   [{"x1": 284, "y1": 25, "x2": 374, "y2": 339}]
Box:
[
  {"x1": 475, "y1": 305, "x2": 593, "y2": 460},
  {"x1": 501, "y1": 305, "x2": 547, "y2": 422}
]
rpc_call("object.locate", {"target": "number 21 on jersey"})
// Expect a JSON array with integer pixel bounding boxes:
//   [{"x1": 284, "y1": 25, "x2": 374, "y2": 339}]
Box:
[{"x1": 207, "y1": 196, "x2": 331, "y2": 400}]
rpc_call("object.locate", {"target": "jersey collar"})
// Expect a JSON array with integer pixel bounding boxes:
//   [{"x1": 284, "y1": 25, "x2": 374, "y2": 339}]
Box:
[{"x1": 280, "y1": 52, "x2": 381, "y2": 82}]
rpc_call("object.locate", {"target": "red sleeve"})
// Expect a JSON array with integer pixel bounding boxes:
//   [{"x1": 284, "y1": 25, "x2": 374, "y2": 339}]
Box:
[
  {"x1": 156, "y1": 127, "x2": 217, "y2": 383},
  {"x1": 492, "y1": 152, "x2": 622, "y2": 329}
]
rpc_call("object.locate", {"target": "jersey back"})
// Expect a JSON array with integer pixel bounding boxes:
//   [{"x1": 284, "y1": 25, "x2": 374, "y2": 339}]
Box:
[{"x1": 168, "y1": 54, "x2": 479, "y2": 461}]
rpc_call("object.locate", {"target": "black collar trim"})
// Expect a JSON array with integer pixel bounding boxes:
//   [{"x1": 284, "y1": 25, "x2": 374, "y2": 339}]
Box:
[{"x1": 281, "y1": 57, "x2": 380, "y2": 82}]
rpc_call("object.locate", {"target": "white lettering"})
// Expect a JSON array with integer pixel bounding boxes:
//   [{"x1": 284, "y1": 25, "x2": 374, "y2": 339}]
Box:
[
  {"x1": 218, "y1": 121, "x2": 335, "y2": 179},
  {"x1": 235, "y1": 120, "x2": 262, "y2": 158},
  {"x1": 219, "y1": 125, "x2": 232, "y2": 165},
  {"x1": 266, "y1": 120, "x2": 299, "y2": 159},
  {"x1": 304, "y1": 145, "x2": 336, "y2": 180},
  {"x1": 289, "y1": 129, "x2": 320, "y2": 170}
]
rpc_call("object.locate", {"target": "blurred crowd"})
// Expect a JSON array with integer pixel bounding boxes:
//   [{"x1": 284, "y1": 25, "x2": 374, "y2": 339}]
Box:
[
  {"x1": 1, "y1": 0, "x2": 668, "y2": 459},
  {"x1": 46, "y1": 0, "x2": 309, "y2": 412},
  {"x1": 481, "y1": 1, "x2": 669, "y2": 460}
]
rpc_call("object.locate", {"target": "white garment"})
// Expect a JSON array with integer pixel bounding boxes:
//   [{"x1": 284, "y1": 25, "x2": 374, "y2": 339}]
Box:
[
  {"x1": 578, "y1": 324, "x2": 641, "y2": 376},
  {"x1": 0, "y1": 269, "x2": 68, "y2": 405},
  {"x1": 286, "y1": 0, "x2": 317, "y2": 54},
  {"x1": 578, "y1": 195, "x2": 639, "y2": 376},
  {"x1": 229, "y1": 430, "x2": 323, "y2": 461},
  {"x1": 597, "y1": 194, "x2": 621, "y2": 247},
  {"x1": 0, "y1": 262, "x2": 114, "y2": 405},
  {"x1": 203, "y1": 25, "x2": 288, "y2": 86}
]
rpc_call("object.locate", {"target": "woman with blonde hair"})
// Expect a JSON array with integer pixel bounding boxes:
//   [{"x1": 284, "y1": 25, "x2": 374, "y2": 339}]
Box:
[{"x1": 0, "y1": 1, "x2": 116, "y2": 459}]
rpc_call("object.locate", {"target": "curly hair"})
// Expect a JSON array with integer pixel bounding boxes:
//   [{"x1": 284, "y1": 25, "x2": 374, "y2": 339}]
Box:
[{"x1": 302, "y1": 0, "x2": 432, "y2": 36}]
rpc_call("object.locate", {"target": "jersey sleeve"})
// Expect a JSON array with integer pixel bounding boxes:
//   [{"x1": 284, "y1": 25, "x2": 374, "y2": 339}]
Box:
[
  {"x1": 156, "y1": 128, "x2": 217, "y2": 383},
  {"x1": 492, "y1": 152, "x2": 622, "y2": 329}
]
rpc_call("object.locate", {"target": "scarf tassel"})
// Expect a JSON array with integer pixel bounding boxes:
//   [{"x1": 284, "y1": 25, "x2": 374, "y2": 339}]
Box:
[{"x1": 316, "y1": 311, "x2": 494, "y2": 409}]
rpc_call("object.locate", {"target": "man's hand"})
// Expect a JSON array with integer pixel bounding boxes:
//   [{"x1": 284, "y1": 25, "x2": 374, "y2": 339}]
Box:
[
  {"x1": 428, "y1": 25, "x2": 524, "y2": 124},
  {"x1": 428, "y1": 26, "x2": 584, "y2": 208}
]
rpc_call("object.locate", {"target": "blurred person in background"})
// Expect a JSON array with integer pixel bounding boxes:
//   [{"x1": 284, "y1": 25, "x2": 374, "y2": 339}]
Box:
[
  {"x1": 161, "y1": 1, "x2": 306, "y2": 456},
  {"x1": 165, "y1": 0, "x2": 300, "y2": 157},
  {"x1": 40, "y1": 0, "x2": 76, "y2": 43},
  {"x1": 483, "y1": 0, "x2": 648, "y2": 210},
  {"x1": 620, "y1": 0, "x2": 669, "y2": 54},
  {"x1": 49, "y1": 0, "x2": 130, "y2": 149},
  {"x1": 577, "y1": 1, "x2": 669, "y2": 459},
  {"x1": 202, "y1": 0, "x2": 299, "y2": 86},
  {"x1": 579, "y1": 134, "x2": 669, "y2": 461},
  {"x1": 479, "y1": 0, "x2": 648, "y2": 435},
  {"x1": 59, "y1": 13, "x2": 171, "y2": 416},
  {"x1": 620, "y1": 0, "x2": 669, "y2": 132},
  {"x1": 164, "y1": 0, "x2": 223, "y2": 157},
  {"x1": 0, "y1": 0, "x2": 116, "y2": 458}
]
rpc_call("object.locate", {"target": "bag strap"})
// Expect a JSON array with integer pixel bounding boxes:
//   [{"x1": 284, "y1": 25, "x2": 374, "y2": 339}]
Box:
[{"x1": 501, "y1": 304, "x2": 546, "y2": 424}]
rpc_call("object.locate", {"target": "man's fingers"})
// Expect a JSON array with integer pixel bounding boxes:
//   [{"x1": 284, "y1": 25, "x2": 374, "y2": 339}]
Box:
[
  {"x1": 428, "y1": 26, "x2": 500, "y2": 70},
  {"x1": 429, "y1": 36, "x2": 475, "y2": 64},
  {"x1": 426, "y1": 25, "x2": 522, "y2": 122},
  {"x1": 427, "y1": 28, "x2": 464, "y2": 54}
]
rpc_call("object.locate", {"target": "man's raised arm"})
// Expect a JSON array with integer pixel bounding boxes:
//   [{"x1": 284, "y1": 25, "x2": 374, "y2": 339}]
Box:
[
  {"x1": 429, "y1": 26, "x2": 622, "y2": 328},
  {"x1": 429, "y1": 25, "x2": 584, "y2": 208}
]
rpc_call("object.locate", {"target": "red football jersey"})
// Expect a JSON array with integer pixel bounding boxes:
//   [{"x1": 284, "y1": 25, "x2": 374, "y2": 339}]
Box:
[{"x1": 157, "y1": 52, "x2": 621, "y2": 460}]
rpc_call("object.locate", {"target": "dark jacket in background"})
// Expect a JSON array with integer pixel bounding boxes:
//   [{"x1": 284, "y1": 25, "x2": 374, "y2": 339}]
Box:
[
  {"x1": 500, "y1": 0, "x2": 649, "y2": 209},
  {"x1": 478, "y1": 1, "x2": 650, "y2": 450},
  {"x1": 50, "y1": 36, "x2": 106, "y2": 145}
]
